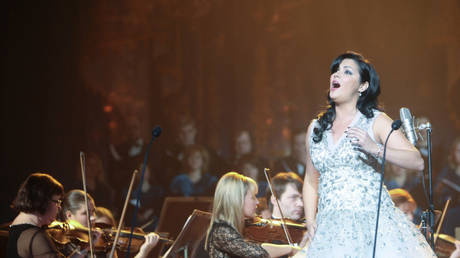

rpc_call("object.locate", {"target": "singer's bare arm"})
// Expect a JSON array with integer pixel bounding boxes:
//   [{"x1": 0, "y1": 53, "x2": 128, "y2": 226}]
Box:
[
  {"x1": 347, "y1": 112, "x2": 424, "y2": 171},
  {"x1": 303, "y1": 122, "x2": 320, "y2": 239}
]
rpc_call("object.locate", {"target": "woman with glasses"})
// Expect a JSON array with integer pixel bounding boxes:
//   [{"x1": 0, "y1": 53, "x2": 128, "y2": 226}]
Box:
[{"x1": 7, "y1": 172, "x2": 67, "y2": 257}]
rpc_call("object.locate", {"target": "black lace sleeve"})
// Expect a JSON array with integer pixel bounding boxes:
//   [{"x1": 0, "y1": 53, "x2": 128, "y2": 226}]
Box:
[
  {"x1": 17, "y1": 227, "x2": 64, "y2": 258},
  {"x1": 210, "y1": 222, "x2": 269, "y2": 258}
]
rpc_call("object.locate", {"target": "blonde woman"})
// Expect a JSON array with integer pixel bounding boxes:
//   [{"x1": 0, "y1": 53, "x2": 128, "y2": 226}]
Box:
[{"x1": 205, "y1": 172, "x2": 298, "y2": 258}]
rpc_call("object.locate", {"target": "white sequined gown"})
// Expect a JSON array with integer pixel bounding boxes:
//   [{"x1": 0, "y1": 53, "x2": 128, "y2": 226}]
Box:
[{"x1": 296, "y1": 110, "x2": 436, "y2": 258}]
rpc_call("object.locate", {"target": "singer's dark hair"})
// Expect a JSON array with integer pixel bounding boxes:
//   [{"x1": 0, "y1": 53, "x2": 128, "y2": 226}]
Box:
[{"x1": 313, "y1": 51, "x2": 381, "y2": 143}]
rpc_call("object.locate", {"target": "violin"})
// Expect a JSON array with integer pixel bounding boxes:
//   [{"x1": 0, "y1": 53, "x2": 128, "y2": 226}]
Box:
[
  {"x1": 243, "y1": 217, "x2": 307, "y2": 245},
  {"x1": 46, "y1": 220, "x2": 106, "y2": 254},
  {"x1": 98, "y1": 225, "x2": 173, "y2": 253},
  {"x1": 46, "y1": 220, "x2": 173, "y2": 254},
  {"x1": 434, "y1": 234, "x2": 457, "y2": 258}
]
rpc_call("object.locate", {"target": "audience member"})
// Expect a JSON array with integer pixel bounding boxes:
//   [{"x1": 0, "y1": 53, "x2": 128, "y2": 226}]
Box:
[
  {"x1": 238, "y1": 154, "x2": 268, "y2": 198},
  {"x1": 231, "y1": 129, "x2": 268, "y2": 172},
  {"x1": 164, "y1": 116, "x2": 228, "y2": 184},
  {"x1": 273, "y1": 129, "x2": 307, "y2": 177},
  {"x1": 125, "y1": 163, "x2": 164, "y2": 232},
  {"x1": 170, "y1": 145, "x2": 217, "y2": 197},
  {"x1": 69, "y1": 152, "x2": 115, "y2": 212}
]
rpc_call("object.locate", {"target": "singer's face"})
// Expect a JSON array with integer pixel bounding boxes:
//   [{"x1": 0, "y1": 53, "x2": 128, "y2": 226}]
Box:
[{"x1": 329, "y1": 59, "x2": 366, "y2": 104}]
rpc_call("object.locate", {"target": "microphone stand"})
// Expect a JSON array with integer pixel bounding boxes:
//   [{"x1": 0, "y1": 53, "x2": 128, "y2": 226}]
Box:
[
  {"x1": 125, "y1": 126, "x2": 162, "y2": 257},
  {"x1": 372, "y1": 120, "x2": 401, "y2": 258},
  {"x1": 425, "y1": 126, "x2": 435, "y2": 249}
]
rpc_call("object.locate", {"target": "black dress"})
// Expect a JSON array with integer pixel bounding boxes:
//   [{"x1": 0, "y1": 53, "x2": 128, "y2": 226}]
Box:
[
  {"x1": 207, "y1": 221, "x2": 269, "y2": 258},
  {"x1": 7, "y1": 224, "x2": 63, "y2": 258}
]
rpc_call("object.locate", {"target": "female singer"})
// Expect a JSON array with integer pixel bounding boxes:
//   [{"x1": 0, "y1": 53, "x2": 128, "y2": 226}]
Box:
[
  {"x1": 7, "y1": 172, "x2": 68, "y2": 257},
  {"x1": 59, "y1": 189, "x2": 159, "y2": 258},
  {"x1": 205, "y1": 172, "x2": 298, "y2": 258},
  {"x1": 298, "y1": 52, "x2": 435, "y2": 257}
]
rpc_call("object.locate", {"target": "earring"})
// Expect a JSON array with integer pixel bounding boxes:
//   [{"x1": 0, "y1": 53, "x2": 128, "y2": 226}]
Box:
[{"x1": 359, "y1": 92, "x2": 362, "y2": 97}]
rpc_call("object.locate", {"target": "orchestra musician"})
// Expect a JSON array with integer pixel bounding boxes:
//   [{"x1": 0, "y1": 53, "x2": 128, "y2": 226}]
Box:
[
  {"x1": 94, "y1": 207, "x2": 116, "y2": 227},
  {"x1": 58, "y1": 189, "x2": 159, "y2": 258},
  {"x1": 205, "y1": 172, "x2": 299, "y2": 258},
  {"x1": 268, "y1": 172, "x2": 304, "y2": 222},
  {"x1": 7, "y1": 172, "x2": 74, "y2": 257},
  {"x1": 389, "y1": 188, "x2": 421, "y2": 225}
]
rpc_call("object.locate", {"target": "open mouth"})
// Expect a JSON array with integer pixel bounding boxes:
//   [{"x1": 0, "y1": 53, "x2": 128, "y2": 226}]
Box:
[{"x1": 332, "y1": 81, "x2": 341, "y2": 89}]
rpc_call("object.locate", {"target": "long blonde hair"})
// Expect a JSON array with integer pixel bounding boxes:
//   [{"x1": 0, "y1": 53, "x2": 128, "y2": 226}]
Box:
[{"x1": 205, "y1": 172, "x2": 257, "y2": 250}]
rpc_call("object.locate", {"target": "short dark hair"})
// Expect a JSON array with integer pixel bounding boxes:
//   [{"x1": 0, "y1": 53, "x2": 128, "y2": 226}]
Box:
[
  {"x1": 12, "y1": 173, "x2": 64, "y2": 215},
  {"x1": 267, "y1": 172, "x2": 303, "y2": 212}
]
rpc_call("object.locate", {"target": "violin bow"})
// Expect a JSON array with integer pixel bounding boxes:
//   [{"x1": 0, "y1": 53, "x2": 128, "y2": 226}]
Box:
[
  {"x1": 109, "y1": 169, "x2": 139, "y2": 258},
  {"x1": 80, "y1": 151, "x2": 94, "y2": 258},
  {"x1": 263, "y1": 168, "x2": 295, "y2": 246},
  {"x1": 434, "y1": 198, "x2": 450, "y2": 244}
]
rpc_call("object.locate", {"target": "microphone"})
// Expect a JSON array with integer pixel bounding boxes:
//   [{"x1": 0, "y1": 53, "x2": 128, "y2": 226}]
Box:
[
  {"x1": 152, "y1": 126, "x2": 162, "y2": 138},
  {"x1": 392, "y1": 120, "x2": 402, "y2": 130},
  {"x1": 400, "y1": 107, "x2": 417, "y2": 145}
]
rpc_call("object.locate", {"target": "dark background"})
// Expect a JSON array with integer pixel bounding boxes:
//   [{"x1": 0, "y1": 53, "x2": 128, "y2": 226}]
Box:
[{"x1": 2, "y1": 0, "x2": 459, "y2": 222}]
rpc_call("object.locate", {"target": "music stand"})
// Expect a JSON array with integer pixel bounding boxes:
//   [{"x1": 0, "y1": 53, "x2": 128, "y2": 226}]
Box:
[
  {"x1": 153, "y1": 197, "x2": 212, "y2": 257},
  {"x1": 162, "y1": 209, "x2": 211, "y2": 258},
  {"x1": 157, "y1": 197, "x2": 213, "y2": 239}
]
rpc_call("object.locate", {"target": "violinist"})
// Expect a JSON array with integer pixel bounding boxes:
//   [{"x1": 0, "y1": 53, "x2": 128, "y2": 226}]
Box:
[
  {"x1": 7, "y1": 172, "x2": 73, "y2": 257},
  {"x1": 205, "y1": 172, "x2": 299, "y2": 258},
  {"x1": 58, "y1": 190, "x2": 159, "y2": 258},
  {"x1": 389, "y1": 188, "x2": 421, "y2": 225},
  {"x1": 94, "y1": 207, "x2": 116, "y2": 227},
  {"x1": 268, "y1": 172, "x2": 304, "y2": 222}
]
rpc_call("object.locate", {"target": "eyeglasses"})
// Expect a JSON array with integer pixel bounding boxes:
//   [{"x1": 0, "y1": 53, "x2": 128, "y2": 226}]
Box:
[{"x1": 50, "y1": 199, "x2": 62, "y2": 206}]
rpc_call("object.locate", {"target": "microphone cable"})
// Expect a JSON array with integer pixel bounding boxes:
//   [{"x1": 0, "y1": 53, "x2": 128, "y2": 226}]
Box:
[{"x1": 372, "y1": 120, "x2": 402, "y2": 258}]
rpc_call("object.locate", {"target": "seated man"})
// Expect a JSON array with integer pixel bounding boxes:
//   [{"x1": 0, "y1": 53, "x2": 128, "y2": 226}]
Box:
[{"x1": 267, "y1": 172, "x2": 304, "y2": 222}]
